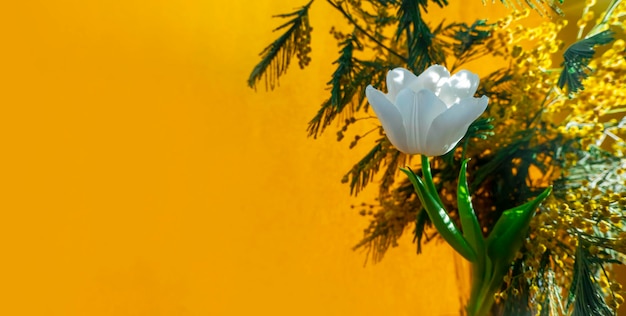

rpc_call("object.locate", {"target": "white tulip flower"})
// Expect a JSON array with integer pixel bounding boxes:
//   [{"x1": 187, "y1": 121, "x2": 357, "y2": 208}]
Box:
[{"x1": 365, "y1": 65, "x2": 489, "y2": 156}]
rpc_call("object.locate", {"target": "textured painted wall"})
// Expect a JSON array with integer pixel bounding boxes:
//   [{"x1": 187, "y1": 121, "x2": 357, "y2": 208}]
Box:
[{"x1": 0, "y1": 1, "x2": 563, "y2": 315}]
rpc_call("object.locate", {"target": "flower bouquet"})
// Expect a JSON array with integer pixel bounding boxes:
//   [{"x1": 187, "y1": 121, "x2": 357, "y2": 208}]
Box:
[{"x1": 249, "y1": 0, "x2": 626, "y2": 315}]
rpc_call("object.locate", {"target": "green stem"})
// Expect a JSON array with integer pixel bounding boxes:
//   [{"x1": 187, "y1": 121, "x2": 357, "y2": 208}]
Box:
[
  {"x1": 419, "y1": 156, "x2": 493, "y2": 315},
  {"x1": 401, "y1": 167, "x2": 477, "y2": 262},
  {"x1": 471, "y1": 271, "x2": 499, "y2": 316},
  {"x1": 420, "y1": 155, "x2": 444, "y2": 207},
  {"x1": 406, "y1": 160, "x2": 551, "y2": 316}
]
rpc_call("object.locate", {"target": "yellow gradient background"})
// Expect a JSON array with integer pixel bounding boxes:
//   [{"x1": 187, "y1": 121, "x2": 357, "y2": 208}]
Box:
[{"x1": 0, "y1": 1, "x2": 596, "y2": 316}]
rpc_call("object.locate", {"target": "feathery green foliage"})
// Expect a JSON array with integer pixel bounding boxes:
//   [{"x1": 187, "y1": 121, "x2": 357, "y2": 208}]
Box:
[
  {"x1": 395, "y1": 0, "x2": 447, "y2": 72},
  {"x1": 568, "y1": 244, "x2": 615, "y2": 316},
  {"x1": 248, "y1": 0, "x2": 626, "y2": 314},
  {"x1": 435, "y1": 19, "x2": 495, "y2": 70},
  {"x1": 558, "y1": 30, "x2": 614, "y2": 95},
  {"x1": 307, "y1": 34, "x2": 359, "y2": 138},
  {"x1": 307, "y1": 52, "x2": 390, "y2": 137},
  {"x1": 247, "y1": 1, "x2": 313, "y2": 90}
]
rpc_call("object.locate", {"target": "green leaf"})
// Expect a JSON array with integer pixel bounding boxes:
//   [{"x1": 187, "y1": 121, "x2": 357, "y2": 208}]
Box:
[
  {"x1": 306, "y1": 40, "x2": 390, "y2": 138},
  {"x1": 568, "y1": 244, "x2": 615, "y2": 316},
  {"x1": 439, "y1": 19, "x2": 494, "y2": 60},
  {"x1": 457, "y1": 159, "x2": 485, "y2": 264},
  {"x1": 558, "y1": 30, "x2": 614, "y2": 94},
  {"x1": 307, "y1": 34, "x2": 358, "y2": 137},
  {"x1": 395, "y1": 0, "x2": 446, "y2": 72},
  {"x1": 472, "y1": 187, "x2": 552, "y2": 316},
  {"x1": 486, "y1": 186, "x2": 552, "y2": 266},
  {"x1": 248, "y1": 1, "x2": 314, "y2": 90},
  {"x1": 400, "y1": 167, "x2": 477, "y2": 262},
  {"x1": 457, "y1": 159, "x2": 488, "y2": 316}
]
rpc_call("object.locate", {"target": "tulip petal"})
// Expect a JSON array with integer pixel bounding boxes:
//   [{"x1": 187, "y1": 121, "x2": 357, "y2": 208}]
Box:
[
  {"x1": 425, "y1": 96, "x2": 489, "y2": 156},
  {"x1": 409, "y1": 65, "x2": 450, "y2": 94},
  {"x1": 386, "y1": 68, "x2": 419, "y2": 102},
  {"x1": 438, "y1": 70, "x2": 480, "y2": 107},
  {"x1": 365, "y1": 85, "x2": 410, "y2": 153},
  {"x1": 395, "y1": 88, "x2": 447, "y2": 154}
]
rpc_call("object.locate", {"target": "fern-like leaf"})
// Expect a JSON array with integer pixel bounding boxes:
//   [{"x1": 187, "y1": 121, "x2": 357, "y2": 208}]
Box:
[
  {"x1": 558, "y1": 30, "x2": 614, "y2": 95},
  {"x1": 307, "y1": 34, "x2": 358, "y2": 137},
  {"x1": 567, "y1": 244, "x2": 615, "y2": 316},
  {"x1": 396, "y1": 0, "x2": 447, "y2": 72},
  {"x1": 308, "y1": 55, "x2": 388, "y2": 138},
  {"x1": 248, "y1": 1, "x2": 314, "y2": 90}
]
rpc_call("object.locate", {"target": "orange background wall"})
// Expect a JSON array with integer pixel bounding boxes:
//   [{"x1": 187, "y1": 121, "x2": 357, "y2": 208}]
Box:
[{"x1": 0, "y1": 1, "x2": 565, "y2": 316}]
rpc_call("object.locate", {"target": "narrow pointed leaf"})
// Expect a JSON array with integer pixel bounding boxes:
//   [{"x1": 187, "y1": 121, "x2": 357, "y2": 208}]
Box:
[
  {"x1": 457, "y1": 159, "x2": 487, "y2": 315},
  {"x1": 401, "y1": 167, "x2": 477, "y2": 262},
  {"x1": 477, "y1": 186, "x2": 552, "y2": 316},
  {"x1": 486, "y1": 186, "x2": 552, "y2": 262},
  {"x1": 457, "y1": 159, "x2": 485, "y2": 259},
  {"x1": 471, "y1": 187, "x2": 552, "y2": 316}
]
